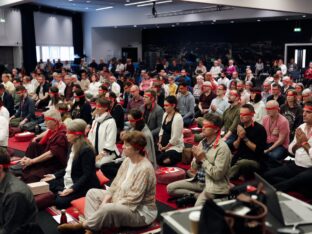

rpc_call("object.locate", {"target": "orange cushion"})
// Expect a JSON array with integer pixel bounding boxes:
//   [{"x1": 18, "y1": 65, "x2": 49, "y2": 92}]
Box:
[
  {"x1": 71, "y1": 197, "x2": 85, "y2": 214},
  {"x1": 96, "y1": 170, "x2": 110, "y2": 187}
]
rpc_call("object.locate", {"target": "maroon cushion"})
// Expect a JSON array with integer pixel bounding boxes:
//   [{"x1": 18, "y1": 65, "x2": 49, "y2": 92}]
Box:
[
  {"x1": 156, "y1": 167, "x2": 186, "y2": 184},
  {"x1": 14, "y1": 132, "x2": 35, "y2": 142},
  {"x1": 35, "y1": 192, "x2": 55, "y2": 210}
]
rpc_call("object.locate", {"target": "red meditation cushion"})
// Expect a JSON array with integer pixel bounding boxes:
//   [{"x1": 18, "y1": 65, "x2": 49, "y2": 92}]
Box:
[
  {"x1": 71, "y1": 197, "x2": 86, "y2": 215},
  {"x1": 14, "y1": 132, "x2": 35, "y2": 142},
  {"x1": 96, "y1": 170, "x2": 110, "y2": 187},
  {"x1": 156, "y1": 167, "x2": 186, "y2": 184},
  {"x1": 183, "y1": 128, "x2": 192, "y2": 138}
]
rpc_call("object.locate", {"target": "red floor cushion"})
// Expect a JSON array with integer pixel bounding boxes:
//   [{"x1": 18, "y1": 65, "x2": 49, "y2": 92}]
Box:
[
  {"x1": 71, "y1": 197, "x2": 86, "y2": 215},
  {"x1": 35, "y1": 191, "x2": 55, "y2": 210},
  {"x1": 156, "y1": 167, "x2": 186, "y2": 184},
  {"x1": 96, "y1": 170, "x2": 110, "y2": 187},
  {"x1": 14, "y1": 131, "x2": 35, "y2": 142},
  {"x1": 183, "y1": 128, "x2": 192, "y2": 138}
]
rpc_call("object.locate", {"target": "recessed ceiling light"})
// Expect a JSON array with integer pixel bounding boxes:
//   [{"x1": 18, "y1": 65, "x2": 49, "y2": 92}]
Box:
[
  {"x1": 211, "y1": 22, "x2": 214, "y2": 24},
  {"x1": 230, "y1": 20, "x2": 234, "y2": 23},
  {"x1": 285, "y1": 18, "x2": 289, "y2": 20},
  {"x1": 85, "y1": 7, "x2": 89, "y2": 9},
  {"x1": 257, "y1": 19, "x2": 261, "y2": 22},
  {"x1": 134, "y1": 25, "x2": 137, "y2": 27},
  {"x1": 302, "y1": 15, "x2": 306, "y2": 18},
  {"x1": 96, "y1": 6, "x2": 114, "y2": 10},
  {"x1": 69, "y1": 0, "x2": 73, "y2": 1},
  {"x1": 86, "y1": 0, "x2": 91, "y2": 2},
  {"x1": 212, "y1": 20, "x2": 216, "y2": 22},
  {"x1": 171, "y1": 24, "x2": 175, "y2": 27}
]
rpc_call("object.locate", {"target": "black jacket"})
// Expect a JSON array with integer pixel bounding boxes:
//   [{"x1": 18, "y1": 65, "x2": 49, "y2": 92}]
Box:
[
  {"x1": 2, "y1": 92, "x2": 14, "y2": 116},
  {"x1": 54, "y1": 145, "x2": 100, "y2": 193}
]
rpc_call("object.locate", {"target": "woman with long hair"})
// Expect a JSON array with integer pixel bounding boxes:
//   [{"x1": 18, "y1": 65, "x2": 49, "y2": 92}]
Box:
[
  {"x1": 58, "y1": 131, "x2": 157, "y2": 233},
  {"x1": 157, "y1": 95, "x2": 184, "y2": 166},
  {"x1": 41, "y1": 119, "x2": 100, "y2": 209},
  {"x1": 249, "y1": 87, "x2": 266, "y2": 123}
]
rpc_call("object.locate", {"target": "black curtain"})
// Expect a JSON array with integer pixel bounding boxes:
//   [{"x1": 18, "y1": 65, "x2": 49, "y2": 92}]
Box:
[
  {"x1": 72, "y1": 13, "x2": 84, "y2": 58},
  {"x1": 19, "y1": 5, "x2": 37, "y2": 74}
]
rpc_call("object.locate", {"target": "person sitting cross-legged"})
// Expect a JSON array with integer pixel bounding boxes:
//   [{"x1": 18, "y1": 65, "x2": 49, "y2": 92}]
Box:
[
  {"x1": 58, "y1": 131, "x2": 157, "y2": 234},
  {"x1": 263, "y1": 101, "x2": 312, "y2": 197},
  {"x1": 167, "y1": 113, "x2": 231, "y2": 206},
  {"x1": 41, "y1": 119, "x2": 100, "y2": 209},
  {"x1": 229, "y1": 104, "x2": 267, "y2": 180}
]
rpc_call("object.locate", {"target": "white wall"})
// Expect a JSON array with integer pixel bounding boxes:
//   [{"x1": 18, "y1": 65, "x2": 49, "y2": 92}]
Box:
[
  {"x1": 83, "y1": 4, "x2": 299, "y2": 59},
  {"x1": 34, "y1": 12, "x2": 73, "y2": 46},
  {"x1": 91, "y1": 28, "x2": 142, "y2": 62},
  {"x1": 0, "y1": 8, "x2": 22, "y2": 46}
]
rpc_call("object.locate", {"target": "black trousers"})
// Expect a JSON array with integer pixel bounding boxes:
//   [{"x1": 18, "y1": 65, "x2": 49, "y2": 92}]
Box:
[
  {"x1": 100, "y1": 161, "x2": 122, "y2": 185},
  {"x1": 157, "y1": 150, "x2": 182, "y2": 166},
  {"x1": 263, "y1": 162, "x2": 312, "y2": 196},
  {"x1": 49, "y1": 178, "x2": 86, "y2": 209}
]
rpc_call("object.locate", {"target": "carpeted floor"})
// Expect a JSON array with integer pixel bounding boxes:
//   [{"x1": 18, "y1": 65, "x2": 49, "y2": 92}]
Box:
[{"x1": 8, "y1": 137, "x2": 31, "y2": 152}]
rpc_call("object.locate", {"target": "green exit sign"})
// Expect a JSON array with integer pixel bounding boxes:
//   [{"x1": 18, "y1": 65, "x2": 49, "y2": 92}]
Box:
[{"x1": 294, "y1": 27, "x2": 302, "y2": 32}]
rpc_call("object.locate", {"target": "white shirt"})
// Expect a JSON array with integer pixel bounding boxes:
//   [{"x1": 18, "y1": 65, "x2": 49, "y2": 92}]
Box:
[
  {"x1": 0, "y1": 106, "x2": 10, "y2": 120},
  {"x1": 210, "y1": 66, "x2": 222, "y2": 78},
  {"x1": 0, "y1": 116, "x2": 9, "y2": 147},
  {"x1": 64, "y1": 149, "x2": 75, "y2": 189},
  {"x1": 250, "y1": 101, "x2": 267, "y2": 124},
  {"x1": 289, "y1": 123, "x2": 312, "y2": 168},
  {"x1": 24, "y1": 83, "x2": 35, "y2": 95},
  {"x1": 279, "y1": 64, "x2": 287, "y2": 75},
  {"x1": 218, "y1": 77, "x2": 229, "y2": 87},
  {"x1": 54, "y1": 81, "x2": 66, "y2": 96},
  {"x1": 86, "y1": 82, "x2": 101, "y2": 98},
  {"x1": 110, "y1": 82, "x2": 121, "y2": 100},
  {"x1": 116, "y1": 63, "x2": 125, "y2": 73}
]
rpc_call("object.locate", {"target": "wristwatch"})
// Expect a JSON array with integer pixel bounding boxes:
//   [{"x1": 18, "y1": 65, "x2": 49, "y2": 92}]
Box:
[{"x1": 243, "y1": 137, "x2": 249, "y2": 143}]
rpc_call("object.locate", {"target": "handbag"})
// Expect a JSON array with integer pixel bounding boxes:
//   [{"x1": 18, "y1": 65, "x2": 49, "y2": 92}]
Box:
[{"x1": 199, "y1": 193, "x2": 268, "y2": 234}]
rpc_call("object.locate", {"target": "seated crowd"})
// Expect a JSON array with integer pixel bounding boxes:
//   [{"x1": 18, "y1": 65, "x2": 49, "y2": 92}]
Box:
[{"x1": 0, "y1": 57, "x2": 312, "y2": 234}]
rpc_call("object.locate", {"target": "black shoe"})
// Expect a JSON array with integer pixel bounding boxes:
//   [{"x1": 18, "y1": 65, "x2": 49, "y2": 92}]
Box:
[{"x1": 176, "y1": 194, "x2": 196, "y2": 208}]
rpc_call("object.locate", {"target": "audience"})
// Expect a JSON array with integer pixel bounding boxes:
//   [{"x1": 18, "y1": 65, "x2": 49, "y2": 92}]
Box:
[
  {"x1": 0, "y1": 148, "x2": 40, "y2": 234},
  {"x1": 262, "y1": 100, "x2": 290, "y2": 161},
  {"x1": 263, "y1": 101, "x2": 312, "y2": 197},
  {"x1": 141, "y1": 89, "x2": 164, "y2": 140},
  {"x1": 249, "y1": 87, "x2": 267, "y2": 123},
  {"x1": 41, "y1": 119, "x2": 100, "y2": 209},
  {"x1": 177, "y1": 82, "x2": 195, "y2": 127},
  {"x1": 167, "y1": 113, "x2": 231, "y2": 206},
  {"x1": 58, "y1": 131, "x2": 157, "y2": 233},
  {"x1": 230, "y1": 104, "x2": 267, "y2": 179},
  {"x1": 10, "y1": 85, "x2": 35, "y2": 128},
  {"x1": 0, "y1": 84, "x2": 14, "y2": 116},
  {"x1": 70, "y1": 89, "x2": 92, "y2": 124},
  {"x1": 87, "y1": 97, "x2": 119, "y2": 168},
  {"x1": 195, "y1": 81, "x2": 216, "y2": 118},
  {"x1": 19, "y1": 109, "x2": 69, "y2": 183},
  {"x1": 157, "y1": 96, "x2": 184, "y2": 166}
]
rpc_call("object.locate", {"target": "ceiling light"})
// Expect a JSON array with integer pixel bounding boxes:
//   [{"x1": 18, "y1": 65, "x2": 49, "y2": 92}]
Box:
[
  {"x1": 96, "y1": 6, "x2": 113, "y2": 10},
  {"x1": 230, "y1": 20, "x2": 234, "y2": 23},
  {"x1": 0, "y1": 18, "x2": 5, "y2": 23},
  {"x1": 257, "y1": 19, "x2": 261, "y2": 22},
  {"x1": 125, "y1": 0, "x2": 155, "y2": 6},
  {"x1": 69, "y1": 0, "x2": 73, "y2": 1},
  {"x1": 86, "y1": 0, "x2": 91, "y2": 2},
  {"x1": 212, "y1": 19, "x2": 216, "y2": 22},
  {"x1": 134, "y1": 25, "x2": 137, "y2": 27},
  {"x1": 137, "y1": 0, "x2": 172, "y2": 7},
  {"x1": 302, "y1": 15, "x2": 306, "y2": 18},
  {"x1": 85, "y1": 7, "x2": 89, "y2": 9},
  {"x1": 171, "y1": 24, "x2": 175, "y2": 27}
]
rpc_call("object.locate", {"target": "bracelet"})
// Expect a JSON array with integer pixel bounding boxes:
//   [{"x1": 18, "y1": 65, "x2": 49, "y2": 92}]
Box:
[
  {"x1": 302, "y1": 142, "x2": 310, "y2": 147},
  {"x1": 243, "y1": 137, "x2": 249, "y2": 143}
]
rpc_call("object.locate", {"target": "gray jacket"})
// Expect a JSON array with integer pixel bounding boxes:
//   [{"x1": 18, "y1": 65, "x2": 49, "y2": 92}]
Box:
[
  {"x1": 141, "y1": 104, "x2": 164, "y2": 138},
  {"x1": 0, "y1": 173, "x2": 37, "y2": 234}
]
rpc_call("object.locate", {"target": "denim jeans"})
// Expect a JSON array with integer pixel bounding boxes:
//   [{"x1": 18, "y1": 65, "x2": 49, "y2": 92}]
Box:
[{"x1": 265, "y1": 143, "x2": 288, "y2": 160}]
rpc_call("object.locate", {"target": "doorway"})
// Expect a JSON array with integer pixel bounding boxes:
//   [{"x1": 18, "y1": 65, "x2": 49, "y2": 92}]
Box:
[{"x1": 122, "y1": 47, "x2": 138, "y2": 62}]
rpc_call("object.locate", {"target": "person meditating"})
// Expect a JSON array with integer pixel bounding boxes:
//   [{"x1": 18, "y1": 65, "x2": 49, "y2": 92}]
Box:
[
  {"x1": 58, "y1": 131, "x2": 157, "y2": 234},
  {"x1": 41, "y1": 119, "x2": 100, "y2": 209},
  {"x1": 19, "y1": 109, "x2": 69, "y2": 183}
]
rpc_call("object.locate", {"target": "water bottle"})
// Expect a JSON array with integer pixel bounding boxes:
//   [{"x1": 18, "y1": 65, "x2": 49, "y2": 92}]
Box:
[{"x1": 60, "y1": 209, "x2": 67, "y2": 224}]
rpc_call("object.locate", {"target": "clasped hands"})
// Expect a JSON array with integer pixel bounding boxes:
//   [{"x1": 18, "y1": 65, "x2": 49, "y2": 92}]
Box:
[{"x1": 192, "y1": 145, "x2": 205, "y2": 163}]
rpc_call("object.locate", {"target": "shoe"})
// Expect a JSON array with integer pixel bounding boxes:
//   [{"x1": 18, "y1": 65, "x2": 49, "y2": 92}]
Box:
[
  {"x1": 176, "y1": 194, "x2": 196, "y2": 208},
  {"x1": 57, "y1": 223, "x2": 83, "y2": 232}
]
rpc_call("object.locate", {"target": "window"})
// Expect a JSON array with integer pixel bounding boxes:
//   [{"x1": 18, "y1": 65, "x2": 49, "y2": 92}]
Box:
[{"x1": 36, "y1": 45, "x2": 75, "y2": 62}]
